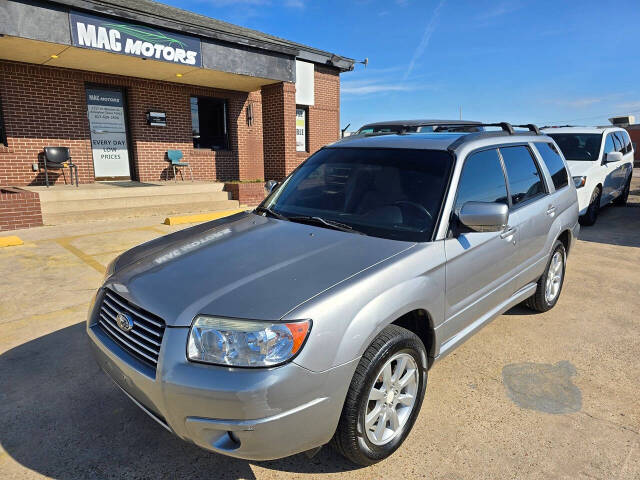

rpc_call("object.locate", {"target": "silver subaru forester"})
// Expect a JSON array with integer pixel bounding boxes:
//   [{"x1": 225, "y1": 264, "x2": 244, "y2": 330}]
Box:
[{"x1": 87, "y1": 123, "x2": 579, "y2": 465}]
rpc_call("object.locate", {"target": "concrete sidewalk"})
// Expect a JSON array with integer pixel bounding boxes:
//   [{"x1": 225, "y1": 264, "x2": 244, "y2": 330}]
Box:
[{"x1": 0, "y1": 174, "x2": 639, "y2": 479}]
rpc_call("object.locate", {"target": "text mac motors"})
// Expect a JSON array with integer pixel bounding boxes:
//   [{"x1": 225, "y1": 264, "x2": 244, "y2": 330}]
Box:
[{"x1": 75, "y1": 23, "x2": 198, "y2": 65}]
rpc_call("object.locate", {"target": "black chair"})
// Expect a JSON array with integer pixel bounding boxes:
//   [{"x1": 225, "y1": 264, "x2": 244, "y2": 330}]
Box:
[{"x1": 43, "y1": 147, "x2": 78, "y2": 187}]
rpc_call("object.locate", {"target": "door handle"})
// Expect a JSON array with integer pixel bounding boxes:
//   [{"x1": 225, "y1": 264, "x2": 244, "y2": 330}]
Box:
[
  {"x1": 500, "y1": 226, "x2": 517, "y2": 242},
  {"x1": 546, "y1": 205, "x2": 556, "y2": 217}
]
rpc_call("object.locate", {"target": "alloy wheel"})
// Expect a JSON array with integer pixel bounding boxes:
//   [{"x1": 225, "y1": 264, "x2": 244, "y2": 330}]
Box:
[
  {"x1": 545, "y1": 251, "x2": 564, "y2": 304},
  {"x1": 365, "y1": 352, "x2": 419, "y2": 445}
]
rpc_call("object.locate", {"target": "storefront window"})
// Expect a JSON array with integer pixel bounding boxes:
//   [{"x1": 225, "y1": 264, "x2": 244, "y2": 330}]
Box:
[
  {"x1": 190, "y1": 96, "x2": 228, "y2": 150},
  {"x1": 296, "y1": 106, "x2": 308, "y2": 152}
]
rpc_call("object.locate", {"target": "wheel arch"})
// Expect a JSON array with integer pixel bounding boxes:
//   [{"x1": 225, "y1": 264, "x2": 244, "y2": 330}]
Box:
[{"x1": 391, "y1": 309, "x2": 436, "y2": 369}]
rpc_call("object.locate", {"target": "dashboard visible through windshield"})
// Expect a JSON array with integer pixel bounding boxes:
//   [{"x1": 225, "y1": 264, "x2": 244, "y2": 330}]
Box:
[
  {"x1": 262, "y1": 147, "x2": 453, "y2": 242},
  {"x1": 548, "y1": 133, "x2": 602, "y2": 161}
]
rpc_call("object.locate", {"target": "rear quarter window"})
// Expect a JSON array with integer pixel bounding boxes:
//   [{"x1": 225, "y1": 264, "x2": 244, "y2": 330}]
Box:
[{"x1": 534, "y1": 142, "x2": 569, "y2": 190}]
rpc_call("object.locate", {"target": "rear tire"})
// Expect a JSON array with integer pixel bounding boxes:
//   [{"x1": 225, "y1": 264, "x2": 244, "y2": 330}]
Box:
[
  {"x1": 579, "y1": 186, "x2": 601, "y2": 226},
  {"x1": 330, "y1": 325, "x2": 427, "y2": 466},
  {"x1": 524, "y1": 240, "x2": 566, "y2": 312},
  {"x1": 613, "y1": 176, "x2": 631, "y2": 206}
]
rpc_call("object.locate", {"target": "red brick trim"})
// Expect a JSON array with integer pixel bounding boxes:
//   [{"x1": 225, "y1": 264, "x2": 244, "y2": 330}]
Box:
[
  {"x1": 224, "y1": 182, "x2": 265, "y2": 206},
  {"x1": 0, "y1": 187, "x2": 43, "y2": 231}
]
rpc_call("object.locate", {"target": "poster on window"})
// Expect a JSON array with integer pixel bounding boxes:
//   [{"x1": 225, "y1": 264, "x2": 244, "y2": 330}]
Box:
[
  {"x1": 86, "y1": 88, "x2": 131, "y2": 178},
  {"x1": 296, "y1": 108, "x2": 306, "y2": 152}
]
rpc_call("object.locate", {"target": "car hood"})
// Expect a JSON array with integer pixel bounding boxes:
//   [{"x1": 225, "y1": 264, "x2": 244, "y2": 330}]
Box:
[
  {"x1": 105, "y1": 212, "x2": 415, "y2": 326},
  {"x1": 565, "y1": 160, "x2": 597, "y2": 177}
]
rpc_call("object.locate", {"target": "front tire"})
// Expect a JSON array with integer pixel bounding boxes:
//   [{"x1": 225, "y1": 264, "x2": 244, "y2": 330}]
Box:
[
  {"x1": 579, "y1": 186, "x2": 601, "y2": 226},
  {"x1": 524, "y1": 240, "x2": 566, "y2": 312},
  {"x1": 330, "y1": 325, "x2": 427, "y2": 466}
]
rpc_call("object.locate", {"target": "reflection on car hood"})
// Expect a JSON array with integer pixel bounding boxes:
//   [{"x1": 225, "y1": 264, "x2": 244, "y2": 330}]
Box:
[
  {"x1": 565, "y1": 160, "x2": 596, "y2": 177},
  {"x1": 106, "y1": 212, "x2": 415, "y2": 326}
]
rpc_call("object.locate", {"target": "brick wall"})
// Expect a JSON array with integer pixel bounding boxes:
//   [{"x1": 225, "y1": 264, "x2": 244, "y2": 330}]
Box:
[
  {"x1": 223, "y1": 182, "x2": 265, "y2": 206},
  {"x1": 0, "y1": 187, "x2": 43, "y2": 231},
  {"x1": 0, "y1": 60, "x2": 264, "y2": 185},
  {"x1": 0, "y1": 60, "x2": 341, "y2": 186}
]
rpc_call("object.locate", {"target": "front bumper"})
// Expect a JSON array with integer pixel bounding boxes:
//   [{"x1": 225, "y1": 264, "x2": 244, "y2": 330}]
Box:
[{"x1": 87, "y1": 299, "x2": 357, "y2": 461}]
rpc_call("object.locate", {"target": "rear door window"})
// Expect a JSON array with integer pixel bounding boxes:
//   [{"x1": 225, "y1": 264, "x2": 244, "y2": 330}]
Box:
[
  {"x1": 534, "y1": 142, "x2": 569, "y2": 190},
  {"x1": 499, "y1": 146, "x2": 546, "y2": 207},
  {"x1": 454, "y1": 148, "x2": 508, "y2": 213}
]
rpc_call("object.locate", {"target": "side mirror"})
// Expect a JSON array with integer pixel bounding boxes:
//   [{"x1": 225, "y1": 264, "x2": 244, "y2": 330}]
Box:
[
  {"x1": 265, "y1": 180, "x2": 279, "y2": 194},
  {"x1": 605, "y1": 151, "x2": 623, "y2": 163},
  {"x1": 458, "y1": 201, "x2": 509, "y2": 233}
]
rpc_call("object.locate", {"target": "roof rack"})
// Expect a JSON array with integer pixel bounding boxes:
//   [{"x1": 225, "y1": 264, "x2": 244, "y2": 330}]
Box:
[
  {"x1": 445, "y1": 122, "x2": 544, "y2": 152},
  {"x1": 437, "y1": 122, "x2": 541, "y2": 135}
]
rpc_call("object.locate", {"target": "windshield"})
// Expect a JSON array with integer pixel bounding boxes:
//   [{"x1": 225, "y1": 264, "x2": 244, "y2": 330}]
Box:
[
  {"x1": 262, "y1": 148, "x2": 453, "y2": 242},
  {"x1": 547, "y1": 133, "x2": 602, "y2": 161}
]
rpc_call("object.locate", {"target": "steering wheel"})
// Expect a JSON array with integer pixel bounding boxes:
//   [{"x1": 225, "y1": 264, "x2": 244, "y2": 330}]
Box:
[{"x1": 392, "y1": 201, "x2": 433, "y2": 221}]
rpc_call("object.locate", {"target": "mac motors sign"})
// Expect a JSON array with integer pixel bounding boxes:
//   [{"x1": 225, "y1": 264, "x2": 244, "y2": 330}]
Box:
[{"x1": 70, "y1": 11, "x2": 202, "y2": 66}]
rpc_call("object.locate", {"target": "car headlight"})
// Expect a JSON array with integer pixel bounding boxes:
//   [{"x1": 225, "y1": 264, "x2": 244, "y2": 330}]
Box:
[
  {"x1": 187, "y1": 316, "x2": 311, "y2": 367},
  {"x1": 573, "y1": 176, "x2": 586, "y2": 188}
]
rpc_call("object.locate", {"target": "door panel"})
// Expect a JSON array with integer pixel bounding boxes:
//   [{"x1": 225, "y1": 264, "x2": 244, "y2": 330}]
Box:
[
  {"x1": 442, "y1": 231, "x2": 519, "y2": 343},
  {"x1": 443, "y1": 148, "x2": 516, "y2": 344},
  {"x1": 499, "y1": 145, "x2": 552, "y2": 273}
]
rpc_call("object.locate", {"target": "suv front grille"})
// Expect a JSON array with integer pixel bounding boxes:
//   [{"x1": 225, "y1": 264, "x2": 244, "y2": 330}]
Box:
[{"x1": 97, "y1": 289, "x2": 165, "y2": 370}]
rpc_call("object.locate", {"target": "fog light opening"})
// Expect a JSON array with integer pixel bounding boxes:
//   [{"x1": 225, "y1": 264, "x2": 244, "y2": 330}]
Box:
[{"x1": 227, "y1": 431, "x2": 241, "y2": 446}]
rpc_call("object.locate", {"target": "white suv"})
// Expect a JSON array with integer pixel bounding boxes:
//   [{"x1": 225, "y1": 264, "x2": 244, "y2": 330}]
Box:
[{"x1": 543, "y1": 126, "x2": 634, "y2": 225}]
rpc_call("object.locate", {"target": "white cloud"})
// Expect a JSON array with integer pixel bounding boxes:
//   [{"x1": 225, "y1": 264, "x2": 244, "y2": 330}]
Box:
[
  {"x1": 476, "y1": 1, "x2": 522, "y2": 20},
  {"x1": 403, "y1": 0, "x2": 446, "y2": 81},
  {"x1": 555, "y1": 98, "x2": 605, "y2": 108},
  {"x1": 342, "y1": 84, "x2": 415, "y2": 95},
  {"x1": 615, "y1": 100, "x2": 640, "y2": 111}
]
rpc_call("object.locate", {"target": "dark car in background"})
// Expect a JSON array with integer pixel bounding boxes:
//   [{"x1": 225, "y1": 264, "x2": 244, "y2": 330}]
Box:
[{"x1": 354, "y1": 119, "x2": 485, "y2": 135}]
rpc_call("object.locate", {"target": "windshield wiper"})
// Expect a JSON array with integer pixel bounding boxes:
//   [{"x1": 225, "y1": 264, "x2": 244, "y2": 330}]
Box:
[
  {"x1": 287, "y1": 215, "x2": 366, "y2": 235},
  {"x1": 255, "y1": 206, "x2": 288, "y2": 221}
]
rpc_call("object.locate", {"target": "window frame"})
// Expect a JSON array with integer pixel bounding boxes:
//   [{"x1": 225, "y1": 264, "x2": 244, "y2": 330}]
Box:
[
  {"x1": 0, "y1": 93, "x2": 7, "y2": 147},
  {"x1": 451, "y1": 146, "x2": 510, "y2": 216},
  {"x1": 533, "y1": 141, "x2": 569, "y2": 192},
  {"x1": 497, "y1": 144, "x2": 549, "y2": 211},
  {"x1": 190, "y1": 95, "x2": 229, "y2": 151},
  {"x1": 295, "y1": 105, "x2": 309, "y2": 153}
]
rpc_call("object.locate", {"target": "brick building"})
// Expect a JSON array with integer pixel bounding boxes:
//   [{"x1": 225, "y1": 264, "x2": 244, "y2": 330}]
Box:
[{"x1": 0, "y1": 0, "x2": 353, "y2": 189}]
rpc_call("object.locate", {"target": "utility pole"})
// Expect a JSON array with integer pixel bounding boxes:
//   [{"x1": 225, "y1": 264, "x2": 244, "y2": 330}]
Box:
[{"x1": 459, "y1": 105, "x2": 462, "y2": 120}]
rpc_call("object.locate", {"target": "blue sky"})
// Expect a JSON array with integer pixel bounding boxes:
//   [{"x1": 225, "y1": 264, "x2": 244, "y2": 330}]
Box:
[{"x1": 162, "y1": 0, "x2": 640, "y2": 131}]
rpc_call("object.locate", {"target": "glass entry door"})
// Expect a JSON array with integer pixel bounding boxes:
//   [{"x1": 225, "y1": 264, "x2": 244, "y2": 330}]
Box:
[{"x1": 86, "y1": 87, "x2": 131, "y2": 179}]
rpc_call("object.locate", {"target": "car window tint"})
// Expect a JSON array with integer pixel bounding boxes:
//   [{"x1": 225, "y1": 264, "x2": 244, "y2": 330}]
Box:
[
  {"x1": 622, "y1": 130, "x2": 632, "y2": 153},
  {"x1": 535, "y1": 142, "x2": 568, "y2": 190},
  {"x1": 612, "y1": 132, "x2": 623, "y2": 152},
  {"x1": 604, "y1": 133, "x2": 616, "y2": 155},
  {"x1": 454, "y1": 149, "x2": 508, "y2": 213},
  {"x1": 500, "y1": 146, "x2": 545, "y2": 206}
]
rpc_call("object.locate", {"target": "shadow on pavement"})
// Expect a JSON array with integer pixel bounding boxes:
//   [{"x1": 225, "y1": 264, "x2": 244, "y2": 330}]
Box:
[
  {"x1": 577, "y1": 203, "x2": 640, "y2": 248},
  {"x1": 0, "y1": 323, "x2": 358, "y2": 479}
]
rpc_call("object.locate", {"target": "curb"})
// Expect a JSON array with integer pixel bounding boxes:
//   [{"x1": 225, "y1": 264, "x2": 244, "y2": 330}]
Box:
[
  {"x1": 163, "y1": 208, "x2": 248, "y2": 226},
  {"x1": 0, "y1": 236, "x2": 24, "y2": 247}
]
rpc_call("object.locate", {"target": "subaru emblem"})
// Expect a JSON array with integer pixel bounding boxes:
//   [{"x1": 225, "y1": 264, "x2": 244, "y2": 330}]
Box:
[{"x1": 115, "y1": 313, "x2": 134, "y2": 332}]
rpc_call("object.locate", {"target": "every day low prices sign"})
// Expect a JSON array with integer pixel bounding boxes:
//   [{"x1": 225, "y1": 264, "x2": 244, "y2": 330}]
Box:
[
  {"x1": 70, "y1": 11, "x2": 202, "y2": 66},
  {"x1": 86, "y1": 88, "x2": 130, "y2": 178}
]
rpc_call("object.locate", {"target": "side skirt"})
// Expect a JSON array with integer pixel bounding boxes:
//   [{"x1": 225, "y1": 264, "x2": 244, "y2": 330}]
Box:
[{"x1": 433, "y1": 282, "x2": 537, "y2": 363}]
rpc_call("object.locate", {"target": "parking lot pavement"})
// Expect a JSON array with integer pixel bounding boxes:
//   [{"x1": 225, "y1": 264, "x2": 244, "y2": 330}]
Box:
[{"x1": 1, "y1": 173, "x2": 639, "y2": 480}]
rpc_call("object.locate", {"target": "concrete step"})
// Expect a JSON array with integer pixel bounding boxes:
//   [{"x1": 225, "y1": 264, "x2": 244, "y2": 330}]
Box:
[
  {"x1": 40, "y1": 191, "x2": 232, "y2": 213},
  {"x1": 35, "y1": 182, "x2": 225, "y2": 202},
  {"x1": 42, "y1": 199, "x2": 240, "y2": 225}
]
